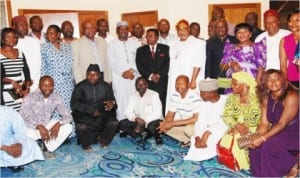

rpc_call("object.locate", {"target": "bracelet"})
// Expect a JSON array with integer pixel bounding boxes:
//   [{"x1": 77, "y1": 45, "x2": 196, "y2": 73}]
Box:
[{"x1": 261, "y1": 135, "x2": 266, "y2": 142}]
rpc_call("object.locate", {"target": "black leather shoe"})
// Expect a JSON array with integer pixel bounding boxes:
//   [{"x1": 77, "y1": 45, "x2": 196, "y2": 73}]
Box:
[
  {"x1": 63, "y1": 138, "x2": 71, "y2": 145},
  {"x1": 138, "y1": 131, "x2": 148, "y2": 145},
  {"x1": 119, "y1": 132, "x2": 127, "y2": 138},
  {"x1": 7, "y1": 166, "x2": 24, "y2": 172},
  {"x1": 155, "y1": 136, "x2": 163, "y2": 145}
]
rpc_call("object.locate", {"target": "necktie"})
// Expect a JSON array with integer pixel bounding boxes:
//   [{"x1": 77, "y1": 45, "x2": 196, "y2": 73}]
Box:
[{"x1": 151, "y1": 46, "x2": 155, "y2": 59}]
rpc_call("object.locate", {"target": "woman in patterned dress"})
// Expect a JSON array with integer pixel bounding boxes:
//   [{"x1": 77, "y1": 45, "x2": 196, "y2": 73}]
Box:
[
  {"x1": 41, "y1": 25, "x2": 74, "y2": 111},
  {"x1": 220, "y1": 23, "x2": 266, "y2": 84},
  {"x1": 219, "y1": 71, "x2": 261, "y2": 170},
  {"x1": 0, "y1": 28, "x2": 31, "y2": 111}
]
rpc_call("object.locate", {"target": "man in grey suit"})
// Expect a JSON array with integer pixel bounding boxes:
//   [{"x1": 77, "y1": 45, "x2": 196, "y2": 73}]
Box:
[{"x1": 71, "y1": 20, "x2": 112, "y2": 84}]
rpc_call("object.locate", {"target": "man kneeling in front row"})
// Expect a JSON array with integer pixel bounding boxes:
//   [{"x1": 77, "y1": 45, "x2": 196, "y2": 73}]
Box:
[
  {"x1": 119, "y1": 77, "x2": 163, "y2": 145},
  {"x1": 158, "y1": 75, "x2": 201, "y2": 147},
  {"x1": 20, "y1": 76, "x2": 73, "y2": 159},
  {"x1": 71, "y1": 64, "x2": 118, "y2": 152}
]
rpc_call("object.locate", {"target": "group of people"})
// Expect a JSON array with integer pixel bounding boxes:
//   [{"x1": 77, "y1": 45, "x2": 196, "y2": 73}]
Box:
[{"x1": 0, "y1": 6, "x2": 299, "y2": 177}]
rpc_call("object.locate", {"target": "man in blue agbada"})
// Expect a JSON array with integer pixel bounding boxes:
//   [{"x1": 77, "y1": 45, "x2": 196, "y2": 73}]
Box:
[{"x1": 0, "y1": 106, "x2": 44, "y2": 172}]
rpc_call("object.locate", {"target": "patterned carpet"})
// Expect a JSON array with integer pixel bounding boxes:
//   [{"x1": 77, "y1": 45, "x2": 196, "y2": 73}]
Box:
[{"x1": 1, "y1": 134, "x2": 251, "y2": 177}]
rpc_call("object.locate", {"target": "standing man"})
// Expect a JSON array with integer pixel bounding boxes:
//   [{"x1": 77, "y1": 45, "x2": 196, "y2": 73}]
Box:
[
  {"x1": 205, "y1": 19, "x2": 238, "y2": 94},
  {"x1": 136, "y1": 28, "x2": 170, "y2": 115},
  {"x1": 96, "y1": 18, "x2": 115, "y2": 43},
  {"x1": 72, "y1": 20, "x2": 112, "y2": 84},
  {"x1": 210, "y1": 6, "x2": 235, "y2": 36},
  {"x1": 71, "y1": 64, "x2": 118, "y2": 152},
  {"x1": 20, "y1": 76, "x2": 73, "y2": 158},
  {"x1": 166, "y1": 19, "x2": 206, "y2": 113},
  {"x1": 255, "y1": 9, "x2": 290, "y2": 70},
  {"x1": 119, "y1": 77, "x2": 163, "y2": 145},
  {"x1": 11, "y1": 15, "x2": 42, "y2": 91},
  {"x1": 107, "y1": 21, "x2": 140, "y2": 121},
  {"x1": 158, "y1": 75, "x2": 201, "y2": 147},
  {"x1": 190, "y1": 22, "x2": 205, "y2": 40},
  {"x1": 61, "y1": 20, "x2": 77, "y2": 44},
  {"x1": 29, "y1": 15, "x2": 47, "y2": 44},
  {"x1": 184, "y1": 79, "x2": 228, "y2": 161},
  {"x1": 244, "y1": 12, "x2": 264, "y2": 41},
  {"x1": 157, "y1": 18, "x2": 177, "y2": 46},
  {"x1": 130, "y1": 22, "x2": 146, "y2": 46}
]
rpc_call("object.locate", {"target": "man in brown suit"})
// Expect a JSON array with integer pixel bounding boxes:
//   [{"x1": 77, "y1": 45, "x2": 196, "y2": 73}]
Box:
[{"x1": 71, "y1": 20, "x2": 112, "y2": 84}]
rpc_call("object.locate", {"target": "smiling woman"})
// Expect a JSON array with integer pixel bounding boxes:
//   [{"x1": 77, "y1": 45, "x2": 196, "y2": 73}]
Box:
[
  {"x1": 218, "y1": 71, "x2": 260, "y2": 171},
  {"x1": 249, "y1": 69, "x2": 299, "y2": 177},
  {"x1": 0, "y1": 27, "x2": 32, "y2": 112}
]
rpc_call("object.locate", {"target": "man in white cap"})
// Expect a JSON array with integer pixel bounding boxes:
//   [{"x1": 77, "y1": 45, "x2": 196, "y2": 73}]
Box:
[
  {"x1": 107, "y1": 21, "x2": 140, "y2": 121},
  {"x1": 184, "y1": 78, "x2": 228, "y2": 161}
]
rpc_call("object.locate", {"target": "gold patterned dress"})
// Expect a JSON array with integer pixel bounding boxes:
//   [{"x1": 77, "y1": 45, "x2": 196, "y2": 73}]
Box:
[{"x1": 219, "y1": 94, "x2": 261, "y2": 170}]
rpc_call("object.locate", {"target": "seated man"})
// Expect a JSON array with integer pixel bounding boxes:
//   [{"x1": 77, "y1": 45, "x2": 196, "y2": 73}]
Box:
[
  {"x1": 158, "y1": 75, "x2": 201, "y2": 147},
  {"x1": 71, "y1": 64, "x2": 118, "y2": 152},
  {"x1": 184, "y1": 79, "x2": 228, "y2": 161},
  {"x1": 119, "y1": 77, "x2": 163, "y2": 145},
  {"x1": 20, "y1": 76, "x2": 73, "y2": 159},
  {"x1": 0, "y1": 106, "x2": 44, "y2": 172}
]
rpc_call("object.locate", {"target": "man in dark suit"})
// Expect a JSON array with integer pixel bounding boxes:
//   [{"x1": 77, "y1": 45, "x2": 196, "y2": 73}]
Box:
[
  {"x1": 205, "y1": 19, "x2": 238, "y2": 94},
  {"x1": 136, "y1": 28, "x2": 170, "y2": 116}
]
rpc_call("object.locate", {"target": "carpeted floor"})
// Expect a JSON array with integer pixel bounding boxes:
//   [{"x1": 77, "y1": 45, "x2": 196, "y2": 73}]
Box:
[{"x1": 1, "y1": 134, "x2": 251, "y2": 177}]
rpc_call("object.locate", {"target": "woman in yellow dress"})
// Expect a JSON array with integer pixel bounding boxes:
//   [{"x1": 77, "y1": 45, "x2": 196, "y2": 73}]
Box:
[{"x1": 219, "y1": 71, "x2": 261, "y2": 170}]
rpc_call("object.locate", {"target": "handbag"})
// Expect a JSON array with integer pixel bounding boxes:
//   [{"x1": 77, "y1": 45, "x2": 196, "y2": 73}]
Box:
[
  {"x1": 7, "y1": 82, "x2": 27, "y2": 100},
  {"x1": 217, "y1": 68, "x2": 231, "y2": 88},
  {"x1": 237, "y1": 132, "x2": 261, "y2": 149},
  {"x1": 8, "y1": 88, "x2": 22, "y2": 100},
  {"x1": 216, "y1": 135, "x2": 240, "y2": 171}
]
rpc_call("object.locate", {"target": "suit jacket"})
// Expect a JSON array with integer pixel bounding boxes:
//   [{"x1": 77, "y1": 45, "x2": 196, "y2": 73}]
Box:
[
  {"x1": 71, "y1": 36, "x2": 112, "y2": 83},
  {"x1": 136, "y1": 43, "x2": 169, "y2": 114},
  {"x1": 205, "y1": 35, "x2": 238, "y2": 79}
]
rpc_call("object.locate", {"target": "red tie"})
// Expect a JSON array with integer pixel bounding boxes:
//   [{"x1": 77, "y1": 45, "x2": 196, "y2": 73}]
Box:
[{"x1": 151, "y1": 46, "x2": 155, "y2": 59}]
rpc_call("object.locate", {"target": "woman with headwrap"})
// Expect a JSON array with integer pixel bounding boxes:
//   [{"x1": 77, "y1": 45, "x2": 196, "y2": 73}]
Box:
[
  {"x1": 248, "y1": 69, "x2": 299, "y2": 177},
  {"x1": 218, "y1": 71, "x2": 261, "y2": 170}
]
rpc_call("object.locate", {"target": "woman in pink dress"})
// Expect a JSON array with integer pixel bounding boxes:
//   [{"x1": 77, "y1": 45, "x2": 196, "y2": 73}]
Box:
[{"x1": 280, "y1": 9, "x2": 300, "y2": 88}]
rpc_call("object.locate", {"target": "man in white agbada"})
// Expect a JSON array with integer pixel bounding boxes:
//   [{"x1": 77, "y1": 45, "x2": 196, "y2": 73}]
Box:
[
  {"x1": 107, "y1": 21, "x2": 140, "y2": 120},
  {"x1": 11, "y1": 15, "x2": 42, "y2": 91},
  {"x1": 166, "y1": 19, "x2": 206, "y2": 114},
  {"x1": 184, "y1": 79, "x2": 228, "y2": 161},
  {"x1": 157, "y1": 18, "x2": 178, "y2": 46}
]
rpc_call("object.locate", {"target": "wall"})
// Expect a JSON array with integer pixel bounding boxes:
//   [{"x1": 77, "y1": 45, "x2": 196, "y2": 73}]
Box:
[{"x1": 9, "y1": 0, "x2": 269, "y2": 39}]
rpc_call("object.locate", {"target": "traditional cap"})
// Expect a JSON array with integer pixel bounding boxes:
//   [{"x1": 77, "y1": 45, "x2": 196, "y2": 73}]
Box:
[
  {"x1": 232, "y1": 71, "x2": 257, "y2": 95},
  {"x1": 87, "y1": 64, "x2": 100, "y2": 73},
  {"x1": 176, "y1": 19, "x2": 189, "y2": 29},
  {"x1": 199, "y1": 79, "x2": 218, "y2": 91},
  {"x1": 116, "y1": 21, "x2": 128, "y2": 27},
  {"x1": 264, "y1": 9, "x2": 280, "y2": 20},
  {"x1": 11, "y1": 15, "x2": 27, "y2": 25}
]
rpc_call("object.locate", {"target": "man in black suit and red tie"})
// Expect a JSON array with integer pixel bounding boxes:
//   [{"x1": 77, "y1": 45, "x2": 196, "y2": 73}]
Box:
[{"x1": 136, "y1": 28, "x2": 170, "y2": 116}]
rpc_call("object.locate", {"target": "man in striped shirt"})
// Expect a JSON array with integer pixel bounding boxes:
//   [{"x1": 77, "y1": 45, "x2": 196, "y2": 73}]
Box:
[{"x1": 158, "y1": 75, "x2": 201, "y2": 147}]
